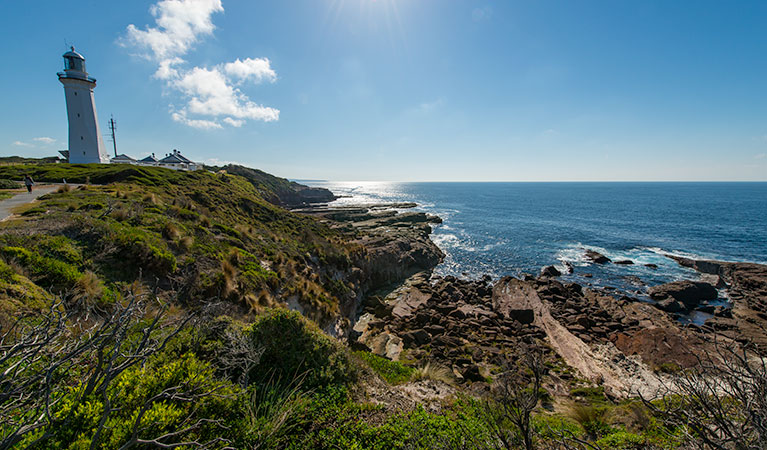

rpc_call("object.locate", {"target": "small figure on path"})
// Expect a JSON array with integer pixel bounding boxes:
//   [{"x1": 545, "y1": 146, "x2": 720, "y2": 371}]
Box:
[{"x1": 23, "y1": 175, "x2": 34, "y2": 193}]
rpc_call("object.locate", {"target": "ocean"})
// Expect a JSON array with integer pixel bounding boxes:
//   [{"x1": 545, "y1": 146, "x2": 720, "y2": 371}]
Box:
[{"x1": 308, "y1": 181, "x2": 767, "y2": 304}]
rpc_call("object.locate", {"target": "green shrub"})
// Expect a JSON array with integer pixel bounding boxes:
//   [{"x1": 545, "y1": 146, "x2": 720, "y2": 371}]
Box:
[
  {"x1": 533, "y1": 414, "x2": 584, "y2": 441},
  {"x1": 24, "y1": 353, "x2": 240, "y2": 449},
  {"x1": 0, "y1": 260, "x2": 14, "y2": 282},
  {"x1": 355, "y1": 351, "x2": 415, "y2": 385},
  {"x1": 248, "y1": 309, "x2": 356, "y2": 391},
  {"x1": 570, "y1": 386, "x2": 607, "y2": 404},
  {"x1": 596, "y1": 430, "x2": 646, "y2": 449},
  {"x1": 570, "y1": 404, "x2": 613, "y2": 439},
  {"x1": 0, "y1": 246, "x2": 82, "y2": 289},
  {"x1": 0, "y1": 179, "x2": 20, "y2": 189}
]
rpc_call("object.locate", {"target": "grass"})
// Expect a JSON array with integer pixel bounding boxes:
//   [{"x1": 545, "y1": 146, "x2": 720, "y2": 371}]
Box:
[
  {"x1": 0, "y1": 163, "x2": 364, "y2": 327},
  {"x1": 355, "y1": 351, "x2": 416, "y2": 385}
]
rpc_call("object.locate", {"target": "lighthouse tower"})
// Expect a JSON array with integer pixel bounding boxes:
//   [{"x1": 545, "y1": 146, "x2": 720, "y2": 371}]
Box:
[{"x1": 57, "y1": 47, "x2": 110, "y2": 164}]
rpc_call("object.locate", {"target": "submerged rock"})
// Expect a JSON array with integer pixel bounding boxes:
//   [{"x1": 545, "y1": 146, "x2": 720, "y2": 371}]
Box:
[{"x1": 585, "y1": 250, "x2": 611, "y2": 264}]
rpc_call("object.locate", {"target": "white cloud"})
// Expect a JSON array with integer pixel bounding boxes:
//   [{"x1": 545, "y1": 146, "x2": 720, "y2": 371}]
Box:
[
  {"x1": 171, "y1": 111, "x2": 223, "y2": 129},
  {"x1": 125, "y1": 0, "x2": 223, "y2": 60},
  {"x1": 33, "y1": 137, "x2": 56, "y2": 145},
  {"x1": 124, "y1": 0, "x2": 279, "y2": 129},
  {"x1": 223, "y1": 117, "x2": 245, "y2": 127},
  {"x1": 223, "y1": 58, "x2": 277, "y2": 83},
  {"x1": 12, "y1": 141, "x2": 33, "y2": 147},
  {"x1": 174, "y1": 67, "x2": 279, "y2": 122},
  {"x1": 756, "y1": 153, "x2": 766, "y2": 160}
]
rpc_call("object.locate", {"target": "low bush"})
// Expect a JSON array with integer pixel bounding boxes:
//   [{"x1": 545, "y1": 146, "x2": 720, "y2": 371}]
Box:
[
  {"x1": 355, "y1": 351, "x2": 416, "y2": 385},
  {"x1": 0, "y1": 246, "x2": 82, "y2": 290},
  {"x1": 0, "y1": 179, "x2": 19, "y2": 189},
  {"x1": 247, "y1": 309, "x2": 356, "y2": 391}
]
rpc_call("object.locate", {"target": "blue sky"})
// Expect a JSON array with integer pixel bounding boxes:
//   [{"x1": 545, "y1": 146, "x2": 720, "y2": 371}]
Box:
[{"x1": 2, "y1": 0, "x2": 766, "y2": 181}]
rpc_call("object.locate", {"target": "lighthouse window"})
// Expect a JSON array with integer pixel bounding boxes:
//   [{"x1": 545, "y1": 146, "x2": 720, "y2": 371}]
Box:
[
  {"x1": 77, "y1": 113, "x2": 80, "y2": 117},
  {"x1": 74, "y1": 92, "x2": 77, "y2": 96},
  {"x1": 81, "y1": 136, "x2": 84, "y2": 140}
]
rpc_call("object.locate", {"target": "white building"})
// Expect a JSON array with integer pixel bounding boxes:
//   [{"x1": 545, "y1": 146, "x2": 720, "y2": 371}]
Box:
[
  {"x1": 157, "y1": 150, "x2": 199, "y2": 171},
  {"x1": 58, "y1": 47, "x2": 110, "y2": 164},
  {"x1": 110, "y1": 150, "x2": 201, "y2": 171}
]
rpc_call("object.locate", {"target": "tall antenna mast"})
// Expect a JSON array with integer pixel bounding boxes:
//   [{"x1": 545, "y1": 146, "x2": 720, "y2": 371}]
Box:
[{"x1": 108, "y1": 115, "x2": 117, "y2": 157}]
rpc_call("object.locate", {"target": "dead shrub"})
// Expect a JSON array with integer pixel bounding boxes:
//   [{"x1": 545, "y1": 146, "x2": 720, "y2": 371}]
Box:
[
  {"x1": 111, "y1": 207, "x2": 130, "y2": 222},
  {"x1": 162, "y1": 223, "x2": 181, "y2": 241},
  {"x1": 178, "y1": 236, "x2": 194, "y2": 252},
  {"x1": 72, "y1": 271, "x2": 105, "y2": 307}
]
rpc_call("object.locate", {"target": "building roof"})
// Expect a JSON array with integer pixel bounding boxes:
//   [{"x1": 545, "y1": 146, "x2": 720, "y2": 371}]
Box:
[
  {"x1": 63, "y1": 47, "x2": 84, "y2": 60},
  {"x1": 111, "y1": 154, "x2": 135, "y2": 161},
  {"x1": 158, "y1": 150, "x2": 194, "y2": 164},
  {"x1": 140, "y1": 154, "x2": 158, "y2": 162}
]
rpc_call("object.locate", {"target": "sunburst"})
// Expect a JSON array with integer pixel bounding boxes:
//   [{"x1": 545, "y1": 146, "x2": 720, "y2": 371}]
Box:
[{"x1": 323, "y1": 0, "x2": 408, "y2": 49}]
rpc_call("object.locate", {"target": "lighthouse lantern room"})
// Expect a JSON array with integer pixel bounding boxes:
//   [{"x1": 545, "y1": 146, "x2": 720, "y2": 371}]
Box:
[{"x1": 58, "y1": 47, "x2": 110, "y2": 164}]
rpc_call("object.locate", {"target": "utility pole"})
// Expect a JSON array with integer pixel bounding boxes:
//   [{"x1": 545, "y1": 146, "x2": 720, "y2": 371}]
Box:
[{"x1": 108, "y1": 115, "x2": 117, "y2": 157}]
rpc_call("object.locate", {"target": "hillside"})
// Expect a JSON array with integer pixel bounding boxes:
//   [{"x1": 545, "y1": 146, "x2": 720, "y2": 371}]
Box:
[{"x1": 0, "y1": 163, "x2": 765, "y2": 449}]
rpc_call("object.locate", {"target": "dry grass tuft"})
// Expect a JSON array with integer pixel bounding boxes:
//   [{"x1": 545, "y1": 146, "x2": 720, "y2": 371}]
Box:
[
  {"x1": 111, "y1": 207, "x2": 130, "y2": 222},
  {"x1": 72, "y1": 271, "x2": 105, "y2": 306},
  {"x1": 162, "y1": 223, "x2": 181, "y2": 241},
  {"x1": 56, "y1": 184, "x2": 70, "y2": 194},
  {"x1": 178, "y1": 236, "x2": 194, "y2": 252},
  {"x1": 413, "y1": 361, "x2": 456, "y2": 386},
  {"x1": 227, "y1": 248, "x2": 241, "y2": 266},
  {"x1": 222, "y1": 259, "x2": 237, "y2": 298},
  {"x1": 143, "y1": 193, "x2": 157, "y2": 205}
]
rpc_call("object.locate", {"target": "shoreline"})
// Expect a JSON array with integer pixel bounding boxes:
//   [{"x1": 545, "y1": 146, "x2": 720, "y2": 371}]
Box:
[{"x1": 303, "y1": 194, "x2": 767, "y2": 397}]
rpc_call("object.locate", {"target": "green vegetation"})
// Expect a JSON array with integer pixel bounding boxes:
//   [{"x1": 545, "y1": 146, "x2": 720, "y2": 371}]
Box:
[
  {"x1": 0, "y1": 162, "x2": 759, "y2": 449},
  {"x1": 0, "y1": 164, "x2": 361, "y2": 326},
  {"x1": 355, "y1": 350, "x2": 416, "y2": 384},
  {"x1": 248, "y1": 309, "x2": 357, "y2": 391},
  {"x1": 0, "y1": 179, "x2": 20, "y2": 189}
]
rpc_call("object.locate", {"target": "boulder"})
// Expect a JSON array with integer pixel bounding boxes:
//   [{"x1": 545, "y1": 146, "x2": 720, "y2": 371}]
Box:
[
  {"x1": 648, "y1": 280, "x2": 718, "y2": 308},
  {"x1": 585, "y1": 250, "x2": 611, "y2": 264},
  {"x1": 461, "y1": 364, "x2": 485, "y2": 383},
  {"x1": 614, "y1": 260, "x2": 634, "y2": 265},
  {"x1": 507, "y1": 309, "x2": 535, "y2": 324},
  {"x1": 644, "y1": 263, "x2": 659, "y2": 269},
  {"x1": 654, "y1": 298, "x2": 686, "y2": 313},
  {"x1": 540, "y1": 265, "x2": 561, "y2": 277}
]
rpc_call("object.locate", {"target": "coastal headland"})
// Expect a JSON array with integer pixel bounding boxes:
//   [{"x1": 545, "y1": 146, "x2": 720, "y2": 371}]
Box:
[{"x1": 0, "y1": 161, "x2": 765, "y2": 448}]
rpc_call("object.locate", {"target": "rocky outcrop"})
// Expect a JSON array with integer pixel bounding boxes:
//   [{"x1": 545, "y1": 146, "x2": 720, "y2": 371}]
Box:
[
  {"x1": 221, "y1": 164, "x2": 336, "y2": 207},
  {"x1": 352, "y1": 268, "x2": 710, "y2": 397},
  {"x1": 648, "y1": 280, "x2": 718, "y2": 309},
  {"x1": 492, "y1": 277, "x2": 673, "y2": 397},
  {"x1": 669, "y1": 256, "x2": 767, "y2": 351},
  {"x1": 301, "y1": 205, "x2": 445, "y2": 289},
  {"x1": 353, "y1": 274, "x2": 545, "y2": 382}
]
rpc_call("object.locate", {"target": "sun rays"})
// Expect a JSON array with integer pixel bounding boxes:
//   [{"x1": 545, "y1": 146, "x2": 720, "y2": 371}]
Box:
[{"x1": 323, "y1": 0, "x2": 408, "y2": 50}]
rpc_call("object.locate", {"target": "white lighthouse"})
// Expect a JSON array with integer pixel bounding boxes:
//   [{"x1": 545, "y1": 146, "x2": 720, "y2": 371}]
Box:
[{"x1": 58, "y1": 47, "x2": 110, "y2": 164}]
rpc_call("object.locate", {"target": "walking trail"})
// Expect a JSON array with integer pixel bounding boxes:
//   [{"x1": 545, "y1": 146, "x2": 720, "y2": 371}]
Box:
[{"x1": 0, "y1": 185, "x2": 59, "y2": 221}]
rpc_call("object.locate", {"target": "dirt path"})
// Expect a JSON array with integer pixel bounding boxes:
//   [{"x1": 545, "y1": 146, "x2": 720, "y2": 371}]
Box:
[{"x1": 0, "y1": 185, "x2": 59, "y2": 221}]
